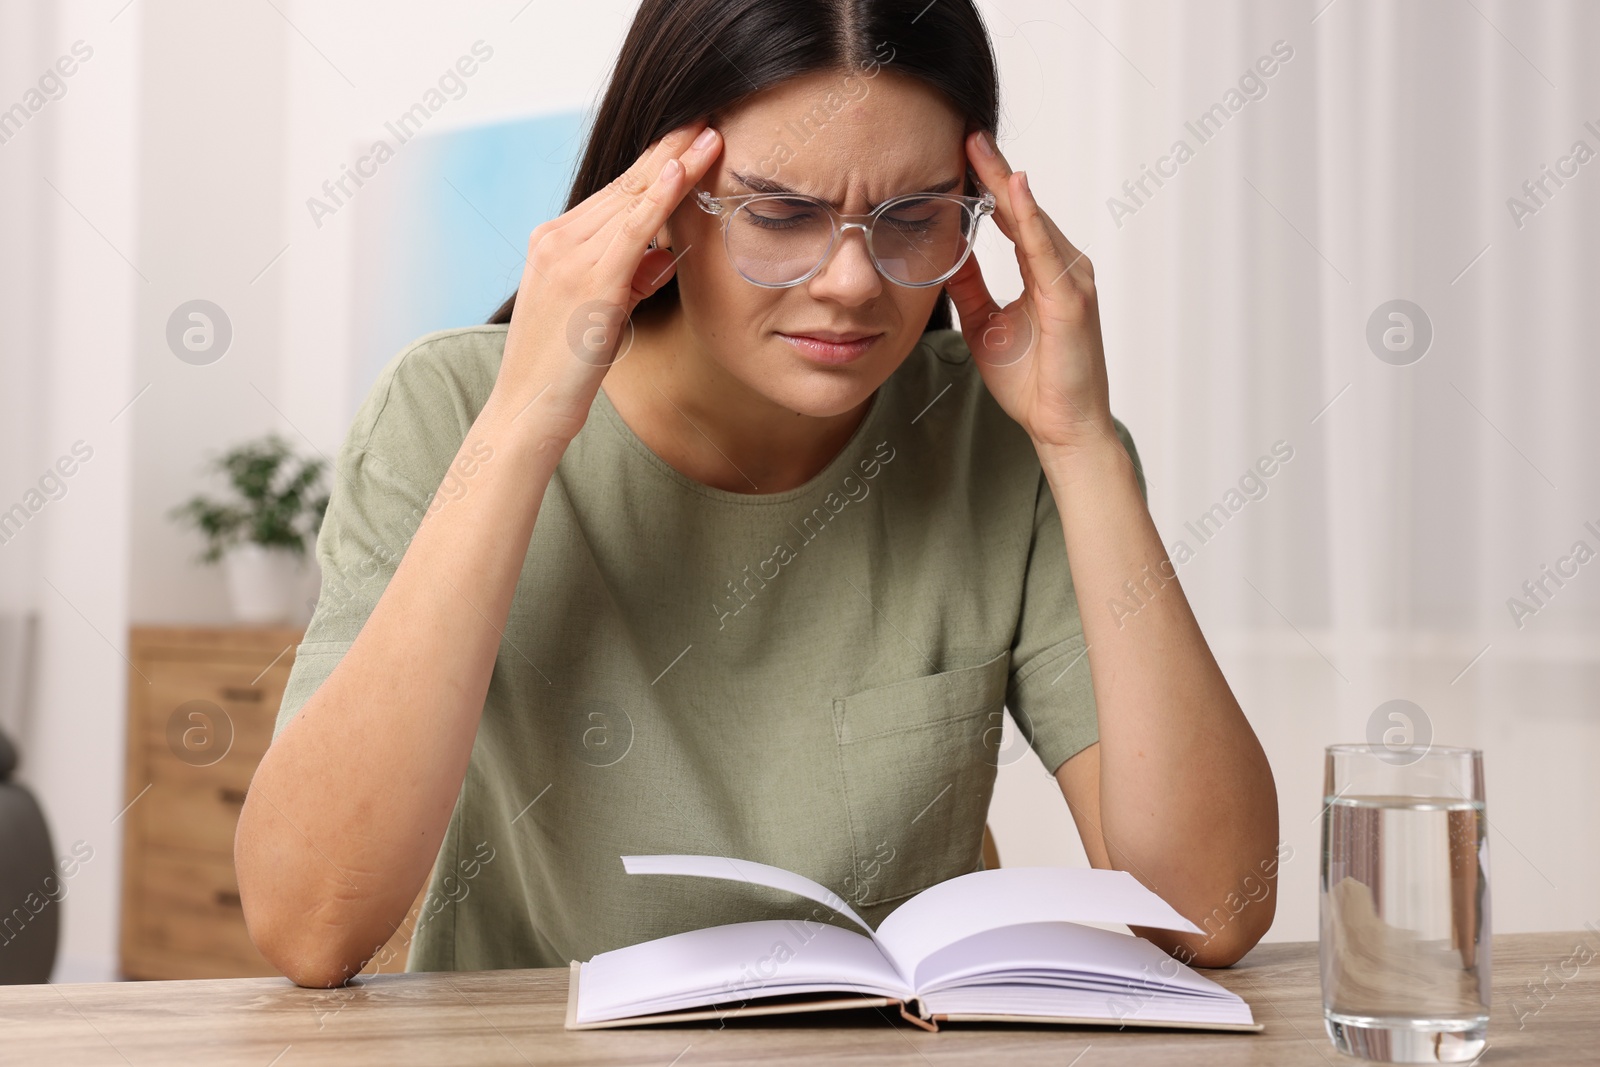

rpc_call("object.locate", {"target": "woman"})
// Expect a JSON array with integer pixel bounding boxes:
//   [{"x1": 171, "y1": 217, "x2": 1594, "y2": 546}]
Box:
[{"x1": 235, "y1": 0, "x2": 1279, "y2": 988}]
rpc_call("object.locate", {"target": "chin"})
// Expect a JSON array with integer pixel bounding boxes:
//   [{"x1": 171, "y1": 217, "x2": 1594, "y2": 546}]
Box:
[
  {"x1": 759, "y1": 373, "x2": 879, "y2": 419},
  {"x1": 753, "y1": 334, "x2": 902, "y2": 416}
]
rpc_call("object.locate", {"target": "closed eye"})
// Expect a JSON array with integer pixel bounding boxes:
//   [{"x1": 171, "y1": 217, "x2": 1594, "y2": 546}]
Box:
[{"x1": 743, "y1": 198, "x2": 826, "y2": 227}]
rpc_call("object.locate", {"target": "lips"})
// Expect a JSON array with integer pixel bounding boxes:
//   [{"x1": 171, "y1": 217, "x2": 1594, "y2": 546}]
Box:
[
  {"x1": 788, "y1": 330, "x2": 879, "y2": 343},
  {"x1": 777, "y1": 331, "x2": 882, "y2": 365}
]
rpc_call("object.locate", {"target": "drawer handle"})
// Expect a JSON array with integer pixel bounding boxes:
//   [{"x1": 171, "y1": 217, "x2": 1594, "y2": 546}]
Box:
[
  {"x1": 220, "y1": 686, "x2": 263, "y2": 703},
  {"x1": 215, "y1": 890, "x2": 242, "y2": 909},
  {"x1": 218, "y1": 787, "x2": 248, "y2": 805}
]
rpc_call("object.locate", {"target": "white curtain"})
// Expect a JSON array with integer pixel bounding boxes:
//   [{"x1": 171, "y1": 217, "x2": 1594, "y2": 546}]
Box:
[
  {"x1": 983, "y1": 0, "x2": 1599, "y2": 941},
  {"x1": 0, "y1": 0, "x2": 141, "y2": 980}
]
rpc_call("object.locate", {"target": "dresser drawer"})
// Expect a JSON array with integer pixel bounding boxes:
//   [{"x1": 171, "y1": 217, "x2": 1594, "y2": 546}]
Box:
[
  {"x1": 135, "y1": 772, "x2": 251, "y2": 856},
  {"x1": 130, "y1": 851, "x2": 277, "y2": 978},
  {"x1": 139, "y1": 657, "x2": 291, "y2": 767},
  {"x1": 127, "y1": 848, "x2": 429, "y2": 980}
]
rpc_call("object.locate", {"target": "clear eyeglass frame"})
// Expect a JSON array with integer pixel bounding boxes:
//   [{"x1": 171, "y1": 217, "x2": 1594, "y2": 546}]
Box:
[{"x1": 693, "y1": 184, "x2": 997, "y2": 289}]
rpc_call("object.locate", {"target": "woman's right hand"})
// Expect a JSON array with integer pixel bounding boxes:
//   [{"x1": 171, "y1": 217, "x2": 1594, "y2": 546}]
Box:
[{"x1": 492, "y1": 119, "x2": 723, "y2": 445}]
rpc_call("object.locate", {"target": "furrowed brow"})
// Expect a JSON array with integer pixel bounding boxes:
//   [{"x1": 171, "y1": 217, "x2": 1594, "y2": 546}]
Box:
[{"x1": 729, "y1": 171, "x2": 964, "y2": 210}]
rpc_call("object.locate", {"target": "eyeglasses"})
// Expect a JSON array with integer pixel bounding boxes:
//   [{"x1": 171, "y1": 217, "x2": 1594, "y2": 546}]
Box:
[{"x1": 694, "y1": 184, "x2": 995, "y2": 289}]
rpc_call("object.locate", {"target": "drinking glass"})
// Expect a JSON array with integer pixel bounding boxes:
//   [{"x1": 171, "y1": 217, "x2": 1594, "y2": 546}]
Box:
[{"x1": 1320, "y1": 744, "x2": 1490, "y2": 1062}]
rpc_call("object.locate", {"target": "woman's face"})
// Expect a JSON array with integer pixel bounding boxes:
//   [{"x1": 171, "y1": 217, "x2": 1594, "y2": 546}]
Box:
[{"x1": 657, "y1": 68, "x2": 971, "y2": 419}]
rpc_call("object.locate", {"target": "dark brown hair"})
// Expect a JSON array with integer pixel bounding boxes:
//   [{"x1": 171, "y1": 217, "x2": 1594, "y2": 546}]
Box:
[{"x1": 486, "y1": 0, "x2": 999, "y2": 330}]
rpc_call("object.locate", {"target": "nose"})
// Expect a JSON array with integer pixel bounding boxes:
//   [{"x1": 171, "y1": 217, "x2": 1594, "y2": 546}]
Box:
[{"x1": 805, "y1": 222, "x2": 883, "y2": 305}]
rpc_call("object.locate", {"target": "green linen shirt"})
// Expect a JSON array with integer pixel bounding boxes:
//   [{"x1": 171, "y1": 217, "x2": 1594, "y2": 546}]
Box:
[{"x1": 271, "y1": 323, "x2": 1146, "y2": 973}]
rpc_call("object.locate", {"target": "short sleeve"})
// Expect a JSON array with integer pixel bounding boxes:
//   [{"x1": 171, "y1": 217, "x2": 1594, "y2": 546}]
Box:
[
  {"x1": 1006, "y1": 417, "x2": 1146, "y2": 775},
  {"x1": 272, "y1": 335, "x2": 486, "y2": 739},
  {"x1": 274, "y1": 448, "x2": 431, "y2": 739}
]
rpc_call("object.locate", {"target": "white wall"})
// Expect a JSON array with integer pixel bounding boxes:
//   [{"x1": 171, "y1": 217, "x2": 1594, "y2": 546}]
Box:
[
  {"x1": 279, "y1": 0, "x2": 638, "y2": 459},
  {"x1": 0, "y1": 0, "x2": 141, "y2": 982},
  {"x1": 132, "y1": 0, "x2": 646, "y2": 627},
  {"x1": 129, "y1": 0, "x2": 287, "y2": 623}
]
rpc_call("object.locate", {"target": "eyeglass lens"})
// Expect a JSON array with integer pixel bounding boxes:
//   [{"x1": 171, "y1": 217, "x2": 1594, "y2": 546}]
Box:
[{"x1": 726, "y1": 196, "x2": 978, "y2": 287}]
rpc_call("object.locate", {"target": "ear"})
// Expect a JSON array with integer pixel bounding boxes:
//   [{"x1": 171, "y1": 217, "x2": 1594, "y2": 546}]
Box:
[{"x1": 633, "y1": 243, "x2": 681, "y2": 299}]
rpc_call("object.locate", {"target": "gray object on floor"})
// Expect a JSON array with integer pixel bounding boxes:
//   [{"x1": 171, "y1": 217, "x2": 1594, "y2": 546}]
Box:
[{"x1": 0, "y1": 728, "x2": 59, "y2": 983}]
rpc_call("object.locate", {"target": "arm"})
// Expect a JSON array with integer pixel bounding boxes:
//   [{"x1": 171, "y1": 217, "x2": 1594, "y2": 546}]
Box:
[
  {"x1": 234, "y1": 398, "x2": 565, "y2": 987},
  {"x1": 948, "y1": 128, "x2": 1278, "y2": 968},
  {"x1": 1046, "y1": 437, "x2": 1278, "y2": 967},
  {"x1": 234, "y1": 120, "x2": 725, "y2": 987}
]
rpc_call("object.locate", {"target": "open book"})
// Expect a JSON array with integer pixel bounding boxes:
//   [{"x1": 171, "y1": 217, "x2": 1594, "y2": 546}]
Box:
[{"x1": 565, "y1": 855, "x2": 1262, "y2": 1032}]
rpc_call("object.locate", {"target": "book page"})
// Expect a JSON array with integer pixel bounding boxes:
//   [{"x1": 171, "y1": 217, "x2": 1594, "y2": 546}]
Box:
[
  {"x1": 910, "y1": 920, "x2": 1236, "y2": 998},
  {"x1": 620, "y1": 854, "x2": 879, "y2": 940},
  {"x1": 574, "y1": 919, "x2": 911, "y2": 1024},
  {"x1": 873, "y1": 867, "x2": 1204, "y2": 981}
]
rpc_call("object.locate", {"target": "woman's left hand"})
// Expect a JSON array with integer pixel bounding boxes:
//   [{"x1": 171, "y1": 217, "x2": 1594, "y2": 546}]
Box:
[{"x1": 944, "y1": 130, "x2": 1116, "y2": 459}]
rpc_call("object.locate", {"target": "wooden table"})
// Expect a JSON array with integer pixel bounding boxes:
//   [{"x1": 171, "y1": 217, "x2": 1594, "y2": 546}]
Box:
[{"x1": 2, "y1": 932, "x2": 1593, "y2": 1065}]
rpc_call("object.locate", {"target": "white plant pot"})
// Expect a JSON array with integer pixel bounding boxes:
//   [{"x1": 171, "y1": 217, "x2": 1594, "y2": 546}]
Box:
[{"x1": 222, "y1": 544, "x2": 308, "y2": 625}]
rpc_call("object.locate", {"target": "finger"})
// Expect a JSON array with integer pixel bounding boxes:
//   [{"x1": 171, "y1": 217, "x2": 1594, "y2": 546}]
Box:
[
  {"x1": 1028, "y1": 194, "x2": 1091, "y2": 288},
  {"x1": 971, "y1": 131, "x2": 1092, "y2": 290},
  {"x1": 971, "y1": 130, "x2": 1086, "y2": 294},
  {"x1": 1011, "y1": 171, "x2": 1084, "y2": 309},
  {"x1": 600, "y1": 125, "x2": 722, "y2": 283},
  {"x1": 944, "y1": 252, "x2": 1033, "y2": 369},
  {"x1": 1039, "y1": 209, "x2": 1094, "y2": 286},
  {"x1": 968, "y1": 130, "x2": 1086, "y2": 287},
  {"x1": 992, "y1": 174, "x2": 1044, "y2": 299},
  {"x1": 608, "y1": 121, "x2": 705, "y2": 203},
  {"x1": 964, "y1": 133, "x2": 1054, "y2": 306},
  {"x1": 967, "y1": 130, "x2": 1021, "y2": 244},
  {"x1": 567, "y1": 121, "x2": 713, "y2": 242},
  {"x1": 942, "y1": 245, "x2": 1000, "y2": 332},
  {"x1": 963, "y1": 132, "x2": 1034, "y2": 300},
  {"x1": 598, "y1": 124, "x2": 722, "y2": 255}
]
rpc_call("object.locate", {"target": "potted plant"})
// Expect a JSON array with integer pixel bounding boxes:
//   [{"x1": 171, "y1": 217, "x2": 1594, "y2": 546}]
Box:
[{"x1": 168, "y1": 434, "x2": 330, "y2": 624}]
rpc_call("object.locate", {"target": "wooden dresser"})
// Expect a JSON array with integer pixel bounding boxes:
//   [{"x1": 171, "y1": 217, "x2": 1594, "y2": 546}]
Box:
[{"x1": 120, "y1": 626, "x2": 422, "y2": 980}]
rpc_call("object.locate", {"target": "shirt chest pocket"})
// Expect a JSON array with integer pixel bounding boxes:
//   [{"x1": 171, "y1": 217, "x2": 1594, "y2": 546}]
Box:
[{"x1": 830, "y1": 649, "x2": 1011, "y2": 908}]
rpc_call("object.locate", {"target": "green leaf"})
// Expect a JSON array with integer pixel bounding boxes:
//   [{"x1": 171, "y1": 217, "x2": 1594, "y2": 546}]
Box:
[{"x1": 167, "y1": 434, "x2": 332, "y2": 565}]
